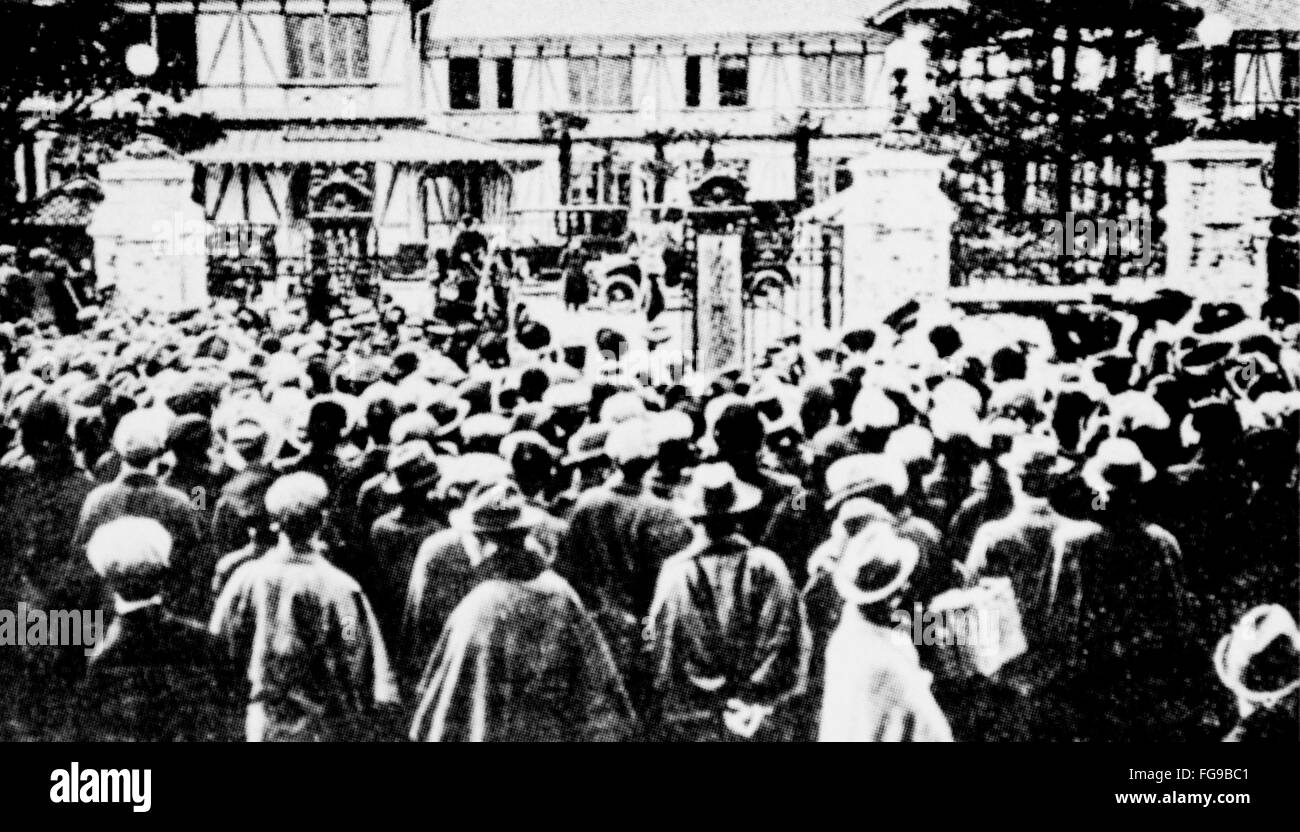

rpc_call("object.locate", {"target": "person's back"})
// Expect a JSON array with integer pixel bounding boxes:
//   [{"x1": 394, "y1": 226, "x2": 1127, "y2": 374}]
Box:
[
  {"x1": 81, "y1": 603, "x2": 227, "y2": 741},
  {"x1": 557, "y1": 479, "x2": 691, "y2": 631},
  {"x1": 820, "y1": 614, "x2": 953, "y2": 742},
  {"x1": 211, "y1": 542, "x2": 396, "y2": 740},
  {"x1": 410, "y1": 567, "x2": 635, "y2": 742},
  {"x1": 648, "y1": 535, "x2": 806, "y2": 739},
  {"x1": 72, "y1": 472, "x2": 207, "y2": 615}
]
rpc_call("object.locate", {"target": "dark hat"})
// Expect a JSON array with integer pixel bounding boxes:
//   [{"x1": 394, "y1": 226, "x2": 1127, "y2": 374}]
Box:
[
  {"x1": 517, "y1": 320, "x2": 552, "y2": 351},
  {"x1": 1179, "y1": 340, "x2": 1234, "y2": 375},
  {"x1": 451, "y1": 481, "x2": 545, "y2": 537},
  {"x1": 1193, "y1": 302, "x2": 1248, "y2": 335},
  {"x1": 676, "y1": 462, "x2": 762, "y2": 519},
  {"x1": 381, "y1": 440, "x2": 441, "y2": 495},
  {"x1": 167, "y1": 414, "x2": 212, "y2": 456}
]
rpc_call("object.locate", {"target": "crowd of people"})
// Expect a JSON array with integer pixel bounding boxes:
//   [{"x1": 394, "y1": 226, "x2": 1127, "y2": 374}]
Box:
[{"x1": 0, "y1": 269, "x2": 1297, "y2": 742}]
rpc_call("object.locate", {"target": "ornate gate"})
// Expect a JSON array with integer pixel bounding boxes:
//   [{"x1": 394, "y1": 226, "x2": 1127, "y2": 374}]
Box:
[{"x1": 680, "y1": 204, "x2": 845, "y2": 372}]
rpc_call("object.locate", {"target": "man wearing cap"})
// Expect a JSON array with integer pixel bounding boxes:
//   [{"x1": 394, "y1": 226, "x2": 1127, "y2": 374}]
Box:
[
  {"x1": 0, "y1": 394, "x2": 98, "y2": 734},
  {"x1": 1054, "y1": 438, "x2": 1194, "y2": 740},
  {"x1": 646, "y1": 463, "x2": 808, "y2": 742},
  {"x1": 958, "y1": 434, "x2": 1081, "y2": 740},
  {"x1": 709, "y1": 400, "x2": 819, "y2": 587},
  {"x1": 819, "y1": 527, "x2": 953, "y2": 742},
  {"x1": 1212, "y1": 604, "x2": 1300, "y2": 741},
  {"x1": 162, "y1": 414, "x2": 222, "y2": 509},
  {"x1": 68, "y1": 410, "x2": 207, "y2": 618},
  {"x1": 77, "y1": 517, "x2": 227, "y2": 741},
  {"x1": 211, "y1": 472, "x2": 397, "y2": 741},
  {"x1": 400, "y1": 479, "x2": 535, "y2": 691},
  {"x1": 555, "y1": 420, "x2": 691, "y2": 697},
  {"x1": 210, "y1": 409, "x2": 280, "y2": 561},
  {"x1": 410, "y1": 482, "x2": 636, "y2": 742},
  {"x1": 365, "y1": 440, "x2": 445, "y2": 646}
]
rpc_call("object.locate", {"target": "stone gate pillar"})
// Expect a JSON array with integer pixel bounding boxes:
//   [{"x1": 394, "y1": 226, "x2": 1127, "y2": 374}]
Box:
[
  {"x1": 827, "y1": 148, "x2": 954, "y2": 315},
  {"x1": 87, "y1": 134, "x2": 209, "y2": 314},
  {"x1": 1153, "y1": 140, "x2": 1274, "y2": 311}
]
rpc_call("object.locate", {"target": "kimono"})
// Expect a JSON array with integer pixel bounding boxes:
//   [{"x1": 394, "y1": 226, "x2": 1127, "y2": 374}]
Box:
[
  {"x1": 819, "y1": 616, "x2": 954, "y2": 742},
  {"x1": 210, "y1": 542, "x2": 398, "y2": 741},
  {"x1": 555, "y1": 479, "x2": 691, "y2": 687},
  {"x1": 646, "y1": 534, "x2": 808, "y2": 741},
  {"x1": 409, "y1": 562, "x2": 636, "y2": 742},
  {"x1": 77, "y1": 600, "x2": 233, "y2": 741}
]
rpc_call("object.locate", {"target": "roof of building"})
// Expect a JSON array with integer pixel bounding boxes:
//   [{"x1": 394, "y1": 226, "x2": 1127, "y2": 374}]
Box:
[
  {"x1": 423, "y1": 0, "x2": 896, "y2": 45},
  {"x1": 188, "y1": 127, "x2": 552, "y2": 166}
]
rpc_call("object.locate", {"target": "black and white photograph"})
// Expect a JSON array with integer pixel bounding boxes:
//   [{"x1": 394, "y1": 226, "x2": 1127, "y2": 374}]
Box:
[{"x1": 0, "y1": 0, "x2": 1296, "y2": 770}]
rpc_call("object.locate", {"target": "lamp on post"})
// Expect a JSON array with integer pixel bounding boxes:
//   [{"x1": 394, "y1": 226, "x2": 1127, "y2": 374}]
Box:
[
  {"x1": 126, "y1": 43, "x2": 160, "y2": 129},
  {"x1": 1196, "y1": 13, "x2": 1235, "y2": 120}
]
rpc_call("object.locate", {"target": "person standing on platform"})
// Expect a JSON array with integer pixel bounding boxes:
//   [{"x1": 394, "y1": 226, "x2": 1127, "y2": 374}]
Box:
[{"x1": 561, "y1": 237, "x2": 589, "y2": 313}]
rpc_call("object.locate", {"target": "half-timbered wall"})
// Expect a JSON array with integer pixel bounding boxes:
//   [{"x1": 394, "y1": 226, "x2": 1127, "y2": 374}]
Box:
[{"x1": 122, "y1": 1, "x2": 419, "y2": 120}]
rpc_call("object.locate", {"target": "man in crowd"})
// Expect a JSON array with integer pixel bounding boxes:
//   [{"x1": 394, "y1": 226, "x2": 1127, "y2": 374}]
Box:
[{"x1": 0, "y1": 269, "x2": 1294, "y2": 744}]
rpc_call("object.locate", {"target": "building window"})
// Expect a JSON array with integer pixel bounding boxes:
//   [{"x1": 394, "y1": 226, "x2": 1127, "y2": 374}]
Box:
[
  {"x1": 803, "y1": 54, "x2": 865, "y2": 106},
  {"x1": 718, "y1": 55, "x2": 749, "y2": 107},
  {"x1": 1172, "y1": 47, "x2": 1205, "y2": 96},
  {"x1": 568, "y1": 57, "x2": 633, "y2": 110},
  {"x1": 287, "y1": 14, "x2": 370, "y2": 81},
  {"x1": 496, "y1": 59, "x2": 515, "y2": 109},
  {"x1": 1283, "y1": 50, "x2": 1300, "y2": 100},
  {"x1": 685, "y1": 56, "x2": 701, "y2": 108},
  {"x1": 449, "y1": 57, "x2": 480, "y2": 109}
]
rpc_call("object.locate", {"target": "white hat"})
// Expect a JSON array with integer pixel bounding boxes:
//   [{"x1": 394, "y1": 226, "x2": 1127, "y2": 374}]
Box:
[
  {"x1": 1213, "y1": 604, "x2": 1300, "y2": 717},
  {"x1": 599, "y1": 391, "x2": 648, "y2": 425},
  {"x1": 1081, "y1": 437, "x2": 1156, "y2": 494},
  {"x1": 849, "y1": 386, "x2": 901, "y2": 432},
  {"x1": 833, "y1": 527, "x2": 920, "y2": 607},
  {"x1": 824, "y1": 453, "x2": 909, "y2": 509},
  {"x1": 649, "y1": 409, "x2": 695, "y2": 444},
  {"x1": 265, "y1": 472, "x2": 330, "y2": 522},
  {"x1": 605, "y1": 419, "x2": 658, "y2": 465},
  {"x1": 885, "y1": 424, "x2": 935, "y2": 466},
  {"x1": 113, "y1": 409, "x2": 172, "y2": 466},
  {"x1": 86, "y1": 517, "x2": 173, "y2": 584}
]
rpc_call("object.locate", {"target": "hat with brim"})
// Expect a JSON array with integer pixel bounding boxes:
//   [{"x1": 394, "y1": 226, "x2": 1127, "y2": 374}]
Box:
[
  {"x1": 427, "y1": 391, "x2": 472, "y2": 438},
  {"x1": 676, "y1": 462, "x2": 763, "y2": 520},
  {"x1": 1193, "y1": 302, "x2": 1248, "y2": 336},
  {"x1": 450, "y1": 483, "x2": 546, "y2": 537},
  {"x1": 1179, "y1": 340, "x2": 1234, "y2": 376},
  {"x1": 833, "y1": 528, "x2": 921, "y2": 607},
  {"x1": 1212, "y1": 603, "x2": 1300, "y2": 715},
  {"x1": 825, "y1": 453, "x2": 909, "y2": 511},
  {"x1": 381, "y1": 440, "x2": 441, "y2": 495},
  {"x1": 562, "y1": 423, "x2": 611, "y2": 467},
  {"x1": 1082, "y1": 437, "x2": 1156, "y2": 494}
]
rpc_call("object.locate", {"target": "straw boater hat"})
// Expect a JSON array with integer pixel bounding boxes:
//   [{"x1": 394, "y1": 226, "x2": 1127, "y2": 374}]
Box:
[
  {"x1": 451, "y1": 481, "x2": 545, "y2": 538},
  {"x1": 1081, "y1": 437, "x2": 1156, "y2": 494},
  {"x1": 833, "y1": 527, "x2": 921, "y2": 607},
  {"x1": 824, "y1": 453, "x2": 909, "y2": 511},
  {"x1": 1213, "y1": 604, "x2": 1300, "y2": 717},
  {"x1": 676, "y1": 462, "x2": 762, "y2": 520},
  {"x1": 562, "y1": 423, "x2": 611, "y2": 467}
]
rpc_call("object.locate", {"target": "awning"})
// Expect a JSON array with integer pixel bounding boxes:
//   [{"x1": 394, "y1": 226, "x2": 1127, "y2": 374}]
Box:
[{"x1": 188, "y1": 128, "x2": 552, "y2": 168}]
